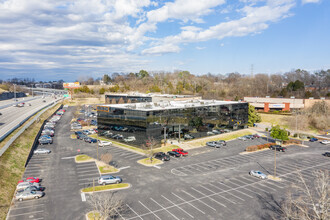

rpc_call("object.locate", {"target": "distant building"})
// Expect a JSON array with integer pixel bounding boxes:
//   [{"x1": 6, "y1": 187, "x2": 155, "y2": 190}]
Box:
[
  {"x1": 104, "y1": 92, "x2": 202, "y2": 104},
  {"x1": 244, "y1": 97, "x2": 329, "y2": 112}
]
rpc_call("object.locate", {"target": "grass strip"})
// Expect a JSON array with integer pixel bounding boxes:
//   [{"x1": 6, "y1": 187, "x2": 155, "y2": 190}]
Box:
[
  {"x1": 75, "y1": 154, "x2": 94, "y2": 162},
  {"x1": 0, "y1": 103, "x2": 62, "y2": 220},
  {"x1": 87, "y1": 211, "x2": 101, "y2": 220},
  {"x1": 82, "y1": 183, "x2": 129, "y2": 193},
  {"x1": 90, "y1": 134, "x2": 147, "y2": 154},
  {"x1": 98, "y1": 165, "x2": 119, "y2": 174}
]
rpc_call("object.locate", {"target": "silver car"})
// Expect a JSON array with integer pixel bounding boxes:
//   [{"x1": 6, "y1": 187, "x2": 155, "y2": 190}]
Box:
[
  {"x1": 16, "y1": 182, "x2": 40, "y2": 191},
  {"x1": 238, "y1": 136, "x2": 248, "y2": 141},
  {"x1": 15, "y1": 190, "x2": 44, "y2": 201},
  {"x1": 249, "y1": 170, "x2": 267, "y2": 179},
  {"x1": 98, "y1": 175, "x2": 122, "y2": 185},
  {"x1": 34, "y1": 148, "x2": 51, "y2": 155}
]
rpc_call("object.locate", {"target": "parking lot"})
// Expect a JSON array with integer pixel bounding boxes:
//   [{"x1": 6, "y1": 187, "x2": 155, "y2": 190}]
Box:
[{"x1": 6, "y1": 106, "x2": 330, "y2": 220}]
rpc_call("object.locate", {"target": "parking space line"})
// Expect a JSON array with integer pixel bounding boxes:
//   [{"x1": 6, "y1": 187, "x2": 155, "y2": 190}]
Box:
[
  {"x1": 194, "y1": 164, "x2": 211, "y2": 170},
  {"x1": 150, "y1": 198, "x2": 180, "y2": 220},
  {"x1": 254, "y1": 181, "x2": 277, "y2": 191},
  {"x1": 210, "y1": 183, "x2": 245, "y2": 201},
  {"x1": 8, "y1": 210, "x2": 43, "y2": 217},
  {"x1": 201, "y1": 185, "x2": 236, "y2": 204},
  {"x1": 177, "y1": 167, "x2": 196, "y2": 174},
  {"x1": 78, "y1": 173, "x2": 100, "y2": 177},
  {"x1": 229, "y1": 179, "x2": 263, "y2": 197},
  {"x1": 161, "y1": 195, "x2": 194, "y2": 219},
  {"x1": 115, "y1": 208, "x2": 126, "y2": 220},
  {"x1": 181, "y1": 190, "x2": 217, "y2": 211},
  {"x1": 76, "y1": 162, "x2": 96, "y2": 167},
  {"x1": 78, "y1": 177, "x2": 99, "y2": 181},
  {"x1": 126, "y1": 204, "x2": 143, "y2": 220},
  {"x1": 10, "y1": 204, "x2": 44, "y2": 210},
  {"x1": 76, "y1": 165, "x2": 97, "y2": 170},
  {"x1": 138, "y1": 201, "x2": 161, "y2": 220},
  {"x1": 171, "y1": 193, "x2": 205, "y2": 214},
  {"x1": 222, "y1": 182, "x2": 254, "y2": 198},
  {"x1": 77, "y1": 170, "x2": 98, "y2": 174},
  {"x1": 190, "y1": 187, "x2": 226, "y2": 208}
]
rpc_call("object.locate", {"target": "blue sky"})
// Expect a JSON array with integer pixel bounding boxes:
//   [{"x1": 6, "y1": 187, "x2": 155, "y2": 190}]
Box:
[{"x1": 0, "y1": 0, "x2": 329, "y2": 81}]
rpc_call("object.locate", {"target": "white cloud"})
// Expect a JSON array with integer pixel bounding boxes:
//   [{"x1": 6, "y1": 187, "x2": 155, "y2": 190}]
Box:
[
  {"x1": 301, "y1": 0, "x2": 320, "y2": 4},
  {"x1": 196, "y1": 46, "x2": 206, "y2": 50},
  {"x1": 141, "y1": 44, "x2": 181, "y2": 55}
]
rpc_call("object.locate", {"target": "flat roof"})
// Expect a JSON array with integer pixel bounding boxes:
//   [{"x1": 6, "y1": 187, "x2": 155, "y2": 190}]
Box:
[
  {"x1": 105, "y1": 92, "x2": 197, "y2": 98},
  {"x1": 99, "y1": 99, "x2": 243, "y2": 111}
]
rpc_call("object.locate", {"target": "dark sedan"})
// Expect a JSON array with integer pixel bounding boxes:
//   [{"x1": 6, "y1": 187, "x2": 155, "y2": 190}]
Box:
[
  {"x1": 269, "y1": 145, "x2": 286, "y2": 152},
  {"x1": 167, "y1": 151, "x2": 181, "y2": 157},
  {"x1": 84, "y1": 137, "x2": 97, "y2": 143},
  {"x1": 154, "y1": 152, "x2": 170, "y2": 161}
]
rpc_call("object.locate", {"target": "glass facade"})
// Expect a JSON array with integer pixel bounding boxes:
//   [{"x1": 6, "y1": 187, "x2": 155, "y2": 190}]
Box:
[
  {"x1": 97, "y1": 102, "x2": 248, "y2": 148},
  {"x1": 105, "y1": 94, "x2": 152, "y2": 104}
]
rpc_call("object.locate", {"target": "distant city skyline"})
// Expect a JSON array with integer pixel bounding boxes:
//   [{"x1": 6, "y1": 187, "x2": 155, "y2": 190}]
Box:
[{"x1": 0, "y1": 0, "x2": 329, "y2": 81}]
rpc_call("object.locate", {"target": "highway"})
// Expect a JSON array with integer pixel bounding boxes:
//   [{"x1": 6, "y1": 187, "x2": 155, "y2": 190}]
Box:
[{"x1": 0, "y1": 96, "x2": 57, "y2": 139}]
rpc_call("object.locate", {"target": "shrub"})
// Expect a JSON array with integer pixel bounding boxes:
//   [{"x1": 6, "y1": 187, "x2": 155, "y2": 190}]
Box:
[
  {"x1": 283, "y1": 139, "x2": 302, "y2": 145},
  {"x1": 245, "y1": 143, "x2": 275, "y2": 152}
]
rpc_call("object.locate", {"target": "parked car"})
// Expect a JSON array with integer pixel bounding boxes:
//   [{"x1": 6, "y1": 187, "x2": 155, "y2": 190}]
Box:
[
  {"x1": 34, "y1": 148, "x2": 51, "y2": 155},
  {"x1": 206, "y1": 141, "x2": 222, "y2": 148},
  {"x1": 323, "y1": 152, "x2": 330, "y2": 157},
  {"x1": 309, "y1": 137, "x2": 318, "y2": 142},
  {"x1": 217, "y1": 140, "x2": 226, "y2": 146},
  {"x1": 253, "y1": 134, "x2": 261, "y2": 138},
  {"x1": 98, "y1": 175, "x2": 122, "y2": 185},
  {"x1": 167, "y1": 151, "x2": 181, "y2": 157},
  {"x1": 244, "y1": 135, "x2": 255, "y2": 140},
  {"x1": 238, "y1": 136, "x2": 248, "y2": 141},
  {"x1": 212, "y1": 129, "x2": 222, "y2": 134},
  {"x1": 98, "y1": 140, "x2": 112, "y2": 147},
  {"x1": 41, "y1": 130, "x2": 54, "y2": 137},
  {"x1": 184, "y1": 134, "x2": 195, "y2": 140},
  {"x1": 154, "y1": 152, "x2": 170, "y2": 161},
  {"x1": 249, "y1": 170, "x2": 267, "y2": 179},
  {"x1": 112, "y1": 134, "x2": 123, "y2": 139},
  {"x1": 124, "y1": 136, "x2": 136, "y2": 142},
  {"x1": 172, "y1": 148, "x2": 188, "y2": 156},
  {"x1": 18, "y1": 177, "x2": 40, "y2": 184},
  {"x1": 269, "y1": 145, "x2": 286, "y2": 152},
  {"x1": 15, "y1": 190, "x2": 45, "y2": 201},
  {"x1": 84, "y1": 137, "x2": 97, "y2": 143},
  {"x1": 38, "y1": 136, "x2": 52, "y2": 145},
  {"x1": 16, "y1": 185, "x2": 45, "y2": 194},
  {"x1": 16, "y1": 182, "x2": 40, "y2": 191},
  {"x1": 44, "y1": 123, "x2": 55, "y2": 129},
  {"x1": 320, "y1": 140, "x2": 330, "y2": 145},
  {"x1": 207, "y1": 131, "x2": 214, "y2": 135},
  {"x1": 77, "y1": 133, "x2": 88, "y2": 140}
]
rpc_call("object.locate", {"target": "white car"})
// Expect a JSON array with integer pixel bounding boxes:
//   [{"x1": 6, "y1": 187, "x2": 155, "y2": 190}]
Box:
[
  {"x1": 238, "y1": 136, "x2": 248, "y2": 141},
  {"x1": 320, "y1": 140, "x2": 330, "y2": 145},
  {"x1": 34, "y1": 148, "x2": 51, "y2": 155},
  {"x1": 124, "y1": 136, "x2": 136, "y2": 142},
  {"x1": 98, "y1": 140, "x2": 112, "y2": 147},
  {"x1": 249, "y1": 170, "x2": 267, "y2": 179}
]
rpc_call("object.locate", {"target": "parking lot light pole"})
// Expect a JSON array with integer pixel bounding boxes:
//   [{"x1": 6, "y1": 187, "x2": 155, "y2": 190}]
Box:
[{"x1": 274, "y1": 144, "x2": 277, "y2": 177}]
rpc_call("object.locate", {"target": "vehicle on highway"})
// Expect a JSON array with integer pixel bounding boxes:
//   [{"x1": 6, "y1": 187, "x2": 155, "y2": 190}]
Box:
[
  {"x1": 98, "y1": 140, "x2": 112, "y2": 147},
  {"x1": 172, "y1": 148, "x2": 188, "y2": 156},
  {"x1": 16, "y1": 182, "x2": 40, "y2": 191},
  {"x1": 154, "y1": 152, "x2": 170, "y2": 161},
  {"x1": 18, "y1": 177, "x2": 40, "y2": 184},
  {"x1": 323, "y1": 152, "x2": 330, "y2": 157},
  {"x1": 15, "y1": 190, "x2": 45, "y2": 201},
  {"x1": 184, "y1": 134, "x2": 195, "y2": 140},
  {"x1": 124, "y1": 136, "x2": 136, "y2": 142},
  {"x1": 238, "y1": 136, "x2": 248, "y2": 141},
  {"x1": 249, "y1": 170, "x2": 267, "y2": 179},
  {"x1": 167, "y1": 151, "x2": 181, "y2": 157},
  {"x1": 84, "y1": 137, "x2": 97, "y2": 143},
  {"x1": 269, "y1": 145, "x2": 286, "y2": 152},
  {"x1": 38, "y1": 135, "x2": 52, "y2": 145},
  {"x1": 34, "y1": 148, "x2": 51, "y2": 155},
  {"x1": 320, "y1": 140, "x2": 330, "y2": 145},
  {"x1": 98, "y1": 175, "x2": 122, "y2": 185},
  {"x1": 310, "y1": 137, "x2": 318, "y2": 142}
]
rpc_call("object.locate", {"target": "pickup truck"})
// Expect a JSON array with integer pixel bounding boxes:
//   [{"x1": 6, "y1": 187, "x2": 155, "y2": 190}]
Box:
[{"x1": 172, "y1": 148, "x2": 188, "y2": 156}]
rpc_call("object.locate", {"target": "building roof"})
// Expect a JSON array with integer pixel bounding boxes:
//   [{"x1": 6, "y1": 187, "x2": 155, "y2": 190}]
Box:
[
  {"x1": 99, "y1": 99, "x2": 243, "y2": 111},
  {"x1": 105, "y1": 92, "x2": 197, "y2": 98}
]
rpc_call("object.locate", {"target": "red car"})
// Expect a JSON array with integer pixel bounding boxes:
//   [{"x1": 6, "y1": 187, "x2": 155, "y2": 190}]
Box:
[
  {"x1": 18, "y1": 177, "x2": 40, "y2": 184},
  {"x1": 172, "y1": 148, "x2": 188, "y2": 156}
]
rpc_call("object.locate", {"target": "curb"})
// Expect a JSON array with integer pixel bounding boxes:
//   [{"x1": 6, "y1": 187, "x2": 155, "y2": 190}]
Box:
[
  {"x1": 239, "y1": 148, "x2": 269, "y2": 155},
  {"x1": 81, "y1": 183, "x2": 131, "y2": 194},
  {"x1": 137, "y1": 158, "x2": 164, "y2": 167}
]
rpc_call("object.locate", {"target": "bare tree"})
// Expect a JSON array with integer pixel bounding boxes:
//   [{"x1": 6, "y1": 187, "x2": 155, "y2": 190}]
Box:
[
  {"x1": 143, "y1": 138, "x2": 159, "y2": 162},
  {"x1": 279, "y1": 170, "x2": 329, "y2": 220},
  {"x1": 88, "y1": 192, "x2": 125, "y2": 220}
]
